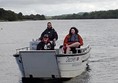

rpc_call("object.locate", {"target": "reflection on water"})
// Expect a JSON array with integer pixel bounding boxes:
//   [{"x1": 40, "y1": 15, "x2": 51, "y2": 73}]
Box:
[
  {"x1": 64, "y1": 71, "x2": 90, "y2": 83},
  {"x1": 21, "y1": 71, "x2": 90, "y2": 83}
]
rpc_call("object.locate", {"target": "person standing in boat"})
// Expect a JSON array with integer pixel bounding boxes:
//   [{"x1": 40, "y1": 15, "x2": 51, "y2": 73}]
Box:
[
  {"x1": 39, "y1": 22, "x2": 58, "y2": 49},
  {"x1": 63, "y1": 27, "x2": 83, "y2": 53},
  {"x1": 37, "y1": 34, "x2": 54, "y2": 50}
]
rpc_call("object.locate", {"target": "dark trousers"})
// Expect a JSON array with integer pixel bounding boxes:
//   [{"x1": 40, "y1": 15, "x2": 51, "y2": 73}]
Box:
[{"x1": 71, "y1": 46, "x2": 81, "y2": 53}]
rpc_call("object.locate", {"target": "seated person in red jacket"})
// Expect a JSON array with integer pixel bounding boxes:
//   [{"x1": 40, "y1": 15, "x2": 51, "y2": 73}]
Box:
[
  {"x1": 63, "y1": 27, "x2": 83, "y2": 53},
  {"x1": 37, "y1": 34, "x2": 54, "y2": 50}
]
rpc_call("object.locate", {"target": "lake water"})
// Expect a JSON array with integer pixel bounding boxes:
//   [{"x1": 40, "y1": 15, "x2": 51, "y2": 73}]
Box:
[{"x1": 0, "y1": 19, "x2": 118, "y2": 83}]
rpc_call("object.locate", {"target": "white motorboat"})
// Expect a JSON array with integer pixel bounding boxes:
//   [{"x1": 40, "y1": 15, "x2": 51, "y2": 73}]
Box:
[{"x1": 13, "y1": 40, "x2": 91, "y2": 80}]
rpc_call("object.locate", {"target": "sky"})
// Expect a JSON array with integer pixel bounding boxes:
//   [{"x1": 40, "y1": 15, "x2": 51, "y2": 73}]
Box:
[{"x1": 0, "y1": 0, "x2": 118, "y2": 16}]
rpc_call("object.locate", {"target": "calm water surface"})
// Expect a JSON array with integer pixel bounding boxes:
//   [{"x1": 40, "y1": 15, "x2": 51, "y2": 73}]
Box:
[{"x1": 0, "y1": 19, "x2": 118, "y2": 83}]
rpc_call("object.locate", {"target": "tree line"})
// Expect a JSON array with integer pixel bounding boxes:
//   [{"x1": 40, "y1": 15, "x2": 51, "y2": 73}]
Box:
[
  {"x1": 1, "y1": 8, "x2": 118, "y2": 21},
  {"x1": 52, "y1": 9, "x2": 118, "y2": 19},
  {"x1": 0, "y1": 8, "x2": 46, "y2": 21}
]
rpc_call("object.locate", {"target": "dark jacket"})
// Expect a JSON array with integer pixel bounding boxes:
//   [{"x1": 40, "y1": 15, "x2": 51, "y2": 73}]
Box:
[
  {"x1": 37, "y1": 41, "x2": 54, "y2": 50},
  {"x1": 40, "y1": 28, "x2": 58, "y2": 41}
]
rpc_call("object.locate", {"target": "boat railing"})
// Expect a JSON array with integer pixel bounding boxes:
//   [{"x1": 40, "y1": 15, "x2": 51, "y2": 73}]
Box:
[
  {"x1": 58, "y1": 45, "x2": 91, "y2": 55},
  {"x1": 15, "y1": 45, "x2": 91, "y2": 55},
  {"x1": 76, "y1": 45, "x2": 90, "y2": 53},
  {"x1": 16, "y1": 47, "x2": 30, "y2": 54}
]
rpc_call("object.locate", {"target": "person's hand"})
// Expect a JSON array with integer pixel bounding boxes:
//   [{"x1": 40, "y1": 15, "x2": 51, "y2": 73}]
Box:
[
  {"x1": 66, "y1": 44, "x2": 69, "y2": 48},
  {"x1": 66, "y1": 44, "x2": 71, "y2": 53},
  {"x1": 53, "y1": 38, "x2": 56, "y2": 42}
]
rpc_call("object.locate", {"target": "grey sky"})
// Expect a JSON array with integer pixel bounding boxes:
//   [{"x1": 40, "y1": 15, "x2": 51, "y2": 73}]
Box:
[{"x1": 0, "y1": 0, "x2": 118, "y2": 16}]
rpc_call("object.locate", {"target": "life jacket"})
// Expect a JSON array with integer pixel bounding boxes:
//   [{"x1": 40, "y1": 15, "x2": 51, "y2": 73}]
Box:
[{"x1": 68, "y1": 34, "x2": 79, "y2": 43}]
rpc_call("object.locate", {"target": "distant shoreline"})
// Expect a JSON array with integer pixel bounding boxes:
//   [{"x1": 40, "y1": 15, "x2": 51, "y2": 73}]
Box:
[
  {"x1": 1, "y1": 18, "x2": 118, "y2": 22},
  {"x1": 1, "y1": 8, "x2": 118, "y2": 21}
]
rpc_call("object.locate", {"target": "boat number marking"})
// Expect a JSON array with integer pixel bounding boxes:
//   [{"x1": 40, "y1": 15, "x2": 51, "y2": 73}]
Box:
[{"x1": 66, "y1": 57, "x2": 79, "y2": 62}]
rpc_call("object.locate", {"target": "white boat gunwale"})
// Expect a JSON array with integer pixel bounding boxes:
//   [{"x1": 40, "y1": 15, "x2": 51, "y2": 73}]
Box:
[
  {"x1": 56, "y1": 49, "x2": 90, "y2": 57},
  {"x1": 19, "y1": 50, "x2": 57, "y2": 53},
  {"x1": 56, "y1": 45, "x2": 91, "y2": 57}
]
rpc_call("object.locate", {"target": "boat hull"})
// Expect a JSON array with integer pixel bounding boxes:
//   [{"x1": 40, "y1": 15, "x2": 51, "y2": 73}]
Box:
[
  {"x1": 13, "y1": 45, "x2": 91, "y2": 79},
  {"x1": 57, "y1": 54, "x2": 89, "y2": 78}
]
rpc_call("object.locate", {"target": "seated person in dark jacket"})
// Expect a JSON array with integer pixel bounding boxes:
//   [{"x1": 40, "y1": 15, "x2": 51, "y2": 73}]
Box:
[
  {"x1": 39, "y1": 22, "x2": 58, "y2": 48},
  {"x1": 37, "y1": 34, "x2": 54, "y2": 50}
]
